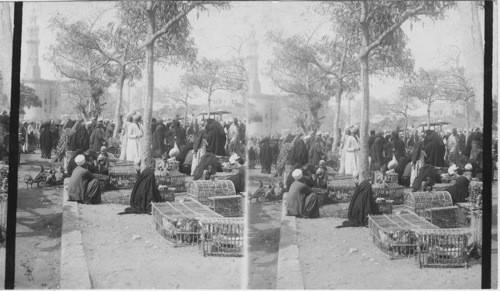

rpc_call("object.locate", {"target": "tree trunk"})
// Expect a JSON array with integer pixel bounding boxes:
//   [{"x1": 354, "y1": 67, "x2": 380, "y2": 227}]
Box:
[
  {"x1": 331, "y1": 89, "x2": 342, "y2": 154},
  {"x1": 427, "y1": 103, "x2": 431, "y2": 128},
  {"x1": 207, "y1": 92, "x2": 212, "y2": 116},
  {"x1": 141, "y1": 7, "x2": 155, "y2": 171},
  {"x1": 113, "y1": 67, "x2": 126, "y2": 139},
  {"x1": 358, "y1": 22, "x2": 370, "y2": 181}
]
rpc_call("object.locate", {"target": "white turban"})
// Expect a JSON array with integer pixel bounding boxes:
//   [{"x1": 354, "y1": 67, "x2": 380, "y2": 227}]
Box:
[
  {"x1": 465, "y1": 163, "x2": 473, "y2": 171},
  {"x1": 448, "y1": 164, "x2": 458, "y2": 175},
  {"x1": 292, "y1": 169, "x2": 303, "y2": 180},
  {"x1": 169, "y1": 147, "x2": 179, "y2": 158},
  {"x1": 75, "y1": 155, "x2": 85, "y2": 166}
]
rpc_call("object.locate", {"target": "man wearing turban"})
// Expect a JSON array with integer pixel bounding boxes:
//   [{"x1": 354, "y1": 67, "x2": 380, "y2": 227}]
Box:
[
  {"x1": 67, "y1": 154, "x2": 102, "y2": 204},
  {"x1": 285, "y1": 169, "x2": 320, "y2": 218}
]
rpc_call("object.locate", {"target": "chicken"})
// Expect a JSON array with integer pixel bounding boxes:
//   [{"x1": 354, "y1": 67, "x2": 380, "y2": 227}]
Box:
[
  {"x1": 33, "y1": 165, "x2": 46, "y2": 187},
  {"x1": 24, "y1": 174, "x2": 34, "y2": 188},
  {"x1": 249, "y1": 181, "x2": 266, "y2": 202},
  {"x1": 273, "y1": 182, "x2": 285, "y2": 200}
]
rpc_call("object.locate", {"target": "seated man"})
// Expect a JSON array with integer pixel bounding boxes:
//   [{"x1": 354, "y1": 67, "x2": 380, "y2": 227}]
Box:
[
  {"x1": 96, "y1": 146, "x2": 110, "y2": 175},
  {"x1": 285, "y1": 169, "x2": 320, "y2": 218},
  {"x1": 67, "y1": 154, "x2": 102, "y2": 204},
  {"x1": 412, "y1": 164, "x2": 442, "y2": 192}
]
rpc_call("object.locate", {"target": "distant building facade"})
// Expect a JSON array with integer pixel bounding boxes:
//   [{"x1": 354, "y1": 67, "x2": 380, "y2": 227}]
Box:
[{"x1": 22, "y1": 13, "x2": 61, "y2": 121}]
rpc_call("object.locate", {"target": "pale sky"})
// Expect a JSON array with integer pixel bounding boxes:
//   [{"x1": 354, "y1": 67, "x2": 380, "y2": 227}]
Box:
[{"x1": 21, "y1": 1, "x2": 484, "y2": 110}]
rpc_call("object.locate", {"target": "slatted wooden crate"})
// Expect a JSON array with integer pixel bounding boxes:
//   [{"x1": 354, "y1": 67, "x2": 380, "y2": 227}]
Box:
[
  {"x1": 151, "y1": 199, "x2": 223, "y2": 247},
  {"x1": 108, "y1": 161, "x2": 137, "y2": 189},
  {"x1": 158, "y1": 185, "x2": 175, "y2": 202},
  {"x1": 208, "y1": 195, "x2": 242, "y2": 217},
  {"x1": 212, "y1": 172, "x2": 235, "y2": 181},
  {"x1": 200, "y1": 218, "x2": 244, "y2": 257},
  {"x1": 422, "y1": 206, "x2": 459, "y2": 228},
  {"x1": 156, "y1": 171, "x2": 189, "y2": 193},
  {"x1": 416, "y1": 228, "x2": 472, "y2": 268},
  {"x1": 372, "y1": 185, "x2": 405, "y2": 205},
  {"x1": 326, "y1": 179, "x2": 357, "y2": 203},
  {"x1": 432, "y1": 183, "x2": 454, "y2": 191},
  {"x1": 368, "y1": 213, "x2": 439, "y2": 259},
  {"x1": 187, "y1": 180, "x2": 236, "y2": 205},
  {"x1": 404, "y1": 191, "x2": 453, "y2": 216},
  {"x1": 468, "y1": 181, "x2": 483, "y2": 205},
  {"x1": 376, "y1": 200, "x2": 393, "y2": 215},
  {"x1": 373, "y1": 171, "x2": 398, "y2": 185}
]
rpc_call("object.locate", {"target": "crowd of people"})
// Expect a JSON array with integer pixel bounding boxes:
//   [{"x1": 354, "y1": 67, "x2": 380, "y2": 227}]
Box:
[
  {"x1": 34, "y1": 112, "x2": 248, "y2": 214},
  {"x1": 249, "y1": 124, "x2": 486, "y2": 224}
]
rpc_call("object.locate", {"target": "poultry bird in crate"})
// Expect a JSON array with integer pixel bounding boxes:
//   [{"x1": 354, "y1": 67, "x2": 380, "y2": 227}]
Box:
[{"x1": 24, "y1": 175, "x2": 34, "y2": 188}]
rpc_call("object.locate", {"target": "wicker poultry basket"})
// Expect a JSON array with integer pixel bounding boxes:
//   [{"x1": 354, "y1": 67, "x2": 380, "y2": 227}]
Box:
[
  {"x1": 187, "y1": 180, "x2": 236, "y2": 205},
  {"x1": 415, "y1": 228, "x2": 472, "y2": 268},
  {"x1": 404, "y1": 191, "x2": 453, "y2": 216},
  {"x1": 108, "y1": 161, "x2": 137, "y2": 189},
  {"x1": 200, "y1": 217, "x2": 244, "y2": 257},
  {"x1": 326, "y1": 179, "x2": 357, "y2": 203}
]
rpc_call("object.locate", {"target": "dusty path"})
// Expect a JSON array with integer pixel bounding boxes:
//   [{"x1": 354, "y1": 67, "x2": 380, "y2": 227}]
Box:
[
  {"x1": 296, "y1": 204, "x2": 482, "y2": 289},
  {"x1": 247, "y1": 166, "x2": 282, "y2": 289},
  {"x1": 79, "y1": 191, "x2": 242, "y2": 289},
  {"x1": 15, "y1": 152, "x2": 62, "y2": 289}
]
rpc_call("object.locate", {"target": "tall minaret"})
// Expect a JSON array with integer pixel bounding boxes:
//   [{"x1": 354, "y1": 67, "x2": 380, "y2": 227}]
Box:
[
  {"x1": 246, "y1": 30, "x2": 261, "y2": 96},
  {"x1": 23, "y1": 10, "x2": 41, "y2": 80}
]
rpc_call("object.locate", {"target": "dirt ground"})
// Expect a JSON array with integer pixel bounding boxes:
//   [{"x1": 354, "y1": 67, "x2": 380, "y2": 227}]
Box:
[
  {"x1": 247, "y1": 166, "x2": 282, "y2": 289},
  {"x1": 296, "y1": 203, "x2": 482, "y2": 289},
  {"x1": 15, "y1": 152, "x2": 62, "y2": 289},
  {"x1": 79, "y1": 191, "x2": 242, "y2": 289}
]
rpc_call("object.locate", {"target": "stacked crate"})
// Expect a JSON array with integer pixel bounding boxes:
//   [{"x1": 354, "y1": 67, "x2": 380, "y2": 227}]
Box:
[
  {"x1": 326, "y1": 178, "x2": 356, "y2": 203},
  {"x1": 416, "y1": 228, "x2": 472, "y2": 268},
  {"x1": 108, "y1": 161, "x2": 137, "y2": 189},
  {"x1": 404, "y1": 191, "x2": 458, "y2": 228}
]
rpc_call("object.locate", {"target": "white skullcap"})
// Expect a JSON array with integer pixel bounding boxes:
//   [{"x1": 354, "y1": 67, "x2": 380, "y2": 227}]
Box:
[
  {"x1": 169, "y1": 148, "x2": 179, "y2": 158},
  {"x1": 465, "y1": 163, "x2": 473, "y2": 171},
  {"x1": 292, "y1": 169, "x2": 303, "y2": 180},
  {"x1": 75, "y1": 155, "x2": 85, "y2": 166},
  {"x1": 448, "y1": 164, "x2": 458, "y2": 175},
  {"x1": 229, "y1": 153, "x2": 239, "y2": 164}
]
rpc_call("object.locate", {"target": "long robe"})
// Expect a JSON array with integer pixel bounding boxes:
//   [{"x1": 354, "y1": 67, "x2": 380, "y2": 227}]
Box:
[
  {"x1": 290, "y1": 139, "x2": 309, "y2": 166},
  {"x1": 39, "y1": 122, "x2": 52, "y2": 159},
  {"x1": 89, "y1": 125, "x2": 105, "y2": 153},
  {"x1": 308, "y1": 140, "x2": 324, "y2": 166},
  {"x1": 424, "y1": 132, "x2": 446, "y2": 167},
  {"x1": 259, "y1": 138, "x2": 273, "y2": 174},
  {"x1": 119, "y1": 122, "x2": 129, "y2": 161},
  {"x1": 343, "y1": 135, "x2": 359, "y2": 175},
  {"x1": 68, "y1": 122, "x2": 90, "y2": 152},
  {"x1": 446, "y1": 176, "x2": 470, "y2": 204},
  {"x1": 152, "y1": 123, "x2": 167, "y2": 158},
  {"x1": 286, "y1": 180, "x2": 320, "y2": 218},
  {"x1": 411, "y1": 164, "x2": 442, "y2": 192},
  {"x1": 129, "y1": 168, "x2": 162, "y2": 213},
  {"x1": 369, "y1": 136, "x2": 385, "y2": 171},
  {"x1": 391, "y1": 137, "x2": 406, "y2": 161},
  {"x1": 205, "y1": 120, "x2": 226, "y2": 156},
  {"x1": 191, "y1": 131, "x2": 207, "y2": 176},
  {"x1": 346, "y1": 180, "x2": 380, "y2": 226},
  {"x1": 126, "y1": 122, "x2": 141, "y2": 162},
  {"x1": 67, "y1": 166, "x2": 101, "y2": 204},
  {"x1": 227, "y1": 167, "x2": 245, "y2": 193},
  {"x1": 192, "y1": 153, "x2": 222, "y2": 180}
]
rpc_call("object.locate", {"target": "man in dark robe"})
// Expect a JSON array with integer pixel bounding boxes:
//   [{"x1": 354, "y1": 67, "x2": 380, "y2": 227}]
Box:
[
  {"x1": 205, "y1": 119, "x2": 226, "y2": 156},
  {"x1": 67, "y1": 155, "x2": 101, "y2": 204},
  {"x1": 120, "y1": 157, "x2": 162, "y2": 214},
  {"x1": 368, "y1": 130, "x2": 376, "y2": 150},
  {"x1": 390, "y1": 131, "x2": 406, "y2": 161},
  {"x1": 151, "y1": 118, "x2": 157, "y2": 135},
  {"x1": 192, "y1": 152, "x2": 222, "y2": 180},
  {"x1": 259, "y1": 136, "x2": 273, "y2": 174},
  {"x1": 412, "y1": 164, "x2": 442, "y2": 192},
  {"x1": 50, "y1": 122, "x2": 60, "y2": 151},
  {"x1": 176, "y1": 141, "x2": 193, "y2": 169},
  {"x1": 446, "y1": 175, "x2": 470, "y2": 204},
  {"x1": 424, "y1": 130, "x2": 446, "y2": 167},
  {"x1": 271, "y1": 138, "x2": 280, "y2": 165},
  {"x1": 338, "y1": 180, "x2": 380, "y2": 227},
  {"x1": 90, "y1": 120, "x2": 106, "y2": 153},
  {"x1": 39, "y1": 121, "x2": 53, "y2": 159},
  {"x1": 172, "y1": 120, "x2": 186, "y2": 147},
  {"x1": 290, "y1": 136, "x2": 308, "y2": 167},
  {"x1": 227, "y1": 166, "x2": 246, "y2": 193},
  {"x1": 69, "y1": 120, "x2": 90, "y2": 152},
  {"x1": 285, "y1": 169, "x2": 320, "y2": 218},
  {"x1": 152, "y1": 118, "x2": 167, "y2": 158},
  {"x1": 308, "y1": 136, "x2": 325, "y2": 166},
  {"x1": 369, "y1": 133, "x2": 385, "y2": 171}
]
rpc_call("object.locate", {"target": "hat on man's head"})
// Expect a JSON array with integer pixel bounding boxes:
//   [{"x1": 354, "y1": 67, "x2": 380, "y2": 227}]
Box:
[
  {"x1": 292, "y1": 169, "x2": 303, "y2": 180},
  {"x1": 75, "y1": 155, "x2": 86, "y2": 166}
]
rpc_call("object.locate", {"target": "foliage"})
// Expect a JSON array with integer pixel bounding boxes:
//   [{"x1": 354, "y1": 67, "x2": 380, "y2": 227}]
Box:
[
  {"x1": 20, "y1": 83, "x2": 42, "y2": 115},
  {"x1": 267, "y1": 31, "x2": 331, "y2": 132},
  {"x1": 47, "y1": 15, "x2": 117, "y2": 119}
]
